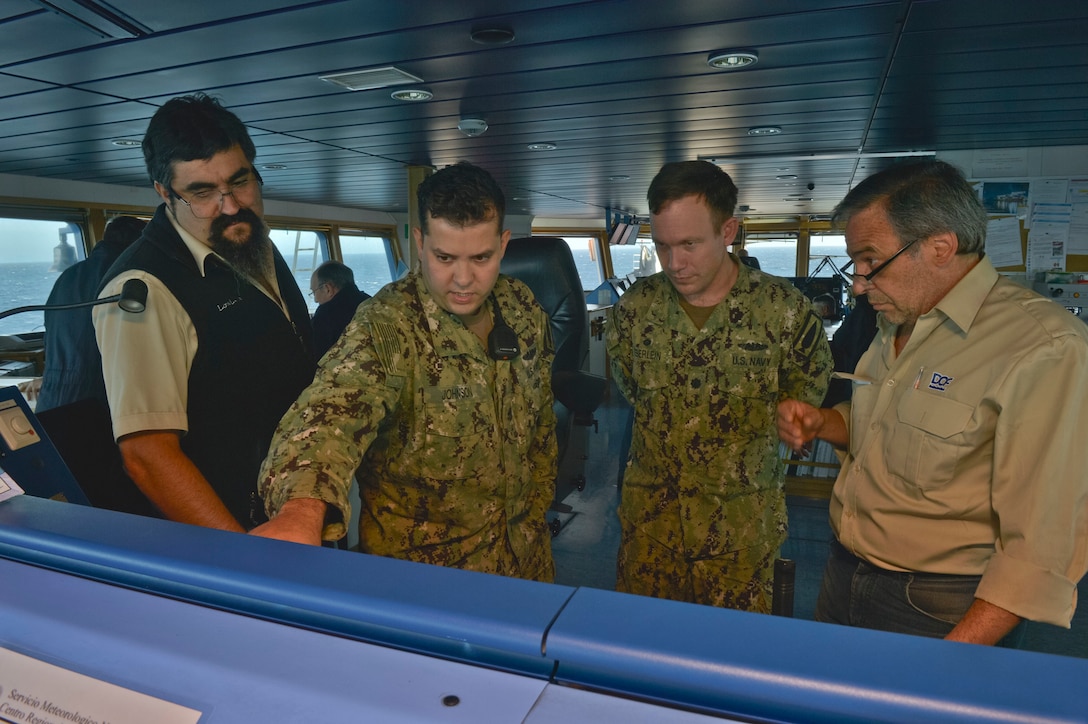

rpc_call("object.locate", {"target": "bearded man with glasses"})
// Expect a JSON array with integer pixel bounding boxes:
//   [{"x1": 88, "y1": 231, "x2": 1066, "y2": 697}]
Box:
[
  {"x1": 778, "y1": 160, "x2": 1088, "y2": 646},
  {"x1": 93, "y1": 93, "x2": 314, "y2": 532}
]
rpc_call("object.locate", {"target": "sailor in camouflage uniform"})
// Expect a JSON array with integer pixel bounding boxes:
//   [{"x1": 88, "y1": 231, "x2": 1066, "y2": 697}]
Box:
[
  {"x1": 254, "y1": 162, "x2": 557, "y2": 582},
  {"x1": 607, "y1": 161, "x2": 832, "y2": 612}
]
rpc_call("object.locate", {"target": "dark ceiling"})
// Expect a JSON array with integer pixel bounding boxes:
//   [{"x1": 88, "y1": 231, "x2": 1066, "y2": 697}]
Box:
[{"x1": 1, "y1": 0, "x2": 1086, "y2": 221}]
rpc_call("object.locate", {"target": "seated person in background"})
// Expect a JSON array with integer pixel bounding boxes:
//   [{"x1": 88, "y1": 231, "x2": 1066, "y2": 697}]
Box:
[
  {"x1": 778, "y1": 160, "x2": 1088, "y2": 645},
  {"x1": 736, "y1": 246, "x2": 760, "y2": 269},
  {"x1": 810, "y1": 293, "x2": 838, "y2": 321},
  {"x1": 35, "y1": 215, "x2": 147, "y2": 412},
  {"x1": 253, "y1": 162, "x2": 558, "y2": 583},
  {"x1": 309, "y1": 260, "x2": 371, "y2": 359}
]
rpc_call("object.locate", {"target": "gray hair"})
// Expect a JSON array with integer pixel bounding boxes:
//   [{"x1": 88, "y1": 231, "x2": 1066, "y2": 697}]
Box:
[
  {"x1": 832, "y1": 160, "x2": 988, "y2": 256},
  {"x1": 313, "y1": 260, "x2": 355, "y2": 290}
]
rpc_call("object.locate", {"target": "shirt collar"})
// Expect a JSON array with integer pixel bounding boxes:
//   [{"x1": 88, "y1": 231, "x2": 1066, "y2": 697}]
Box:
[
  {"x1": 873, "y1": 255, "x2": 998, "y2": 342},
  {"x1": 930, "y1": 254, "x2": 998, "y2": 335},
  {"x1": 165, "y1": 208, "x2": 219, "y2": 278}
]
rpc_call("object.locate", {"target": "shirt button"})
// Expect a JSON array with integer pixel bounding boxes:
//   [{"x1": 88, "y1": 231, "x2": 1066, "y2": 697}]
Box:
[
  {"x1": 886, "y1": 379, "x2": 895, "y2": 386},
  {"x1": 691, "y1": 379, "x2": 702, "y2": 389}
]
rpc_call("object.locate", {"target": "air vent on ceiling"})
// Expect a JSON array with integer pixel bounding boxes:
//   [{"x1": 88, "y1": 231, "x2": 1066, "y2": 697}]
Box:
[
  {"x1": 35, "y1": 0, "x2": 151, "y2": 38},
  {"x1": 319, "y1": 66, "x2": 424, "y2": 91}
]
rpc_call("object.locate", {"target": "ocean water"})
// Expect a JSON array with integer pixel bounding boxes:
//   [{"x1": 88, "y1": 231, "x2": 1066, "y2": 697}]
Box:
[{"x1": 0, "y1": 262, "x2": 56, "y2": 337}]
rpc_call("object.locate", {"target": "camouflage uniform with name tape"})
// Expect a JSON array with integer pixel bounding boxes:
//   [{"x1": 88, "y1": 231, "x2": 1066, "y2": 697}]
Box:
[
  {"x1": 260, "y1": 271, "x2": 556, "y2": 581},
  {"x1": 606, "y1": 262, "x2": 832, "y2": 611}
]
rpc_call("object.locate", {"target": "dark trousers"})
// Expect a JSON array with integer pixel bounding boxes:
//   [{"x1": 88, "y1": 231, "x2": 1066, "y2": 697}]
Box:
[{"x1": 816, "y1": 538, "x2": 1025, "y2": 647}]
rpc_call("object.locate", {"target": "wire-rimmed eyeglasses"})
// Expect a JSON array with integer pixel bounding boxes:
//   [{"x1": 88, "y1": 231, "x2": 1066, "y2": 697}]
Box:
[
  {"x1": 839, "y1": 236, "x2": 921, "y2": 284},
  {"x1": 169, "y1": 169, "x2": 264, "y2": 219}
]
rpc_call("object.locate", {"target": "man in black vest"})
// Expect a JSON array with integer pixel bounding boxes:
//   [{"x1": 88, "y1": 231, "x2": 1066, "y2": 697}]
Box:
[
  {"x1": 93, "y1": 94, "x2": 314, "y2": 532},
  {"x1": 309, "y1": 260, "x2": 370, "y2": 359}
]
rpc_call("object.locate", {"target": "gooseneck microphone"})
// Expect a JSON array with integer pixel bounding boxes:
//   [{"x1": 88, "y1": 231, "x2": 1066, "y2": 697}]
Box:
[{"x1": 0, "y1": 278, "x2": 148, "y2": 321}]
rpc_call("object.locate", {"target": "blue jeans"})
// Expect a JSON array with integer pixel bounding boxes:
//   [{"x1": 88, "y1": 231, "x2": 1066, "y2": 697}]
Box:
[{"x1": 816, "y1": 538, "x2": 1025, "y2": 647}]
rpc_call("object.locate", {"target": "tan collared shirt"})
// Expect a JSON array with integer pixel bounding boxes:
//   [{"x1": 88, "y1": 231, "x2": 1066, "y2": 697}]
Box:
[
  {"x1": 94, "y1": 210, "x2": 289, "y2": 441},
  {"x1": 832, "y1": 256, "x2": 1088, "y2": 627}
]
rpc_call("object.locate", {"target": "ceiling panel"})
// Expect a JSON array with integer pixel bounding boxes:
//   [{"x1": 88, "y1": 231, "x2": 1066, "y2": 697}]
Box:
[{"x1": 0, "y1": 0, "x2": 1083, "y2": 219}]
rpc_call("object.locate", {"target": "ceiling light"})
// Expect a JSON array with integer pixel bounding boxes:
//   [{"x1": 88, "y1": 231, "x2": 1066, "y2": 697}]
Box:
[
  {"x1": 46, "y1": 0, "x2": 151, "y2": 39},
  {"x1": 608, "y1": 175, "x2": 630, "y2": 181},
  {"x1": 775, "y1": 174, "x2": 797, "y2": 180},
  {"x1": 747, "y1": 126, "x2": 782, "y2": 136},
  {"x1": 391, "y1": 88, "x2": 433, "y2": 102},
  {"x1": 707, "y1": 49, "x2": 758, "y2": 70},
  {"x1": 320, "y1": 66, "x2": 423, "y2": 91},
  {"x1": 470, "y1": 24, "x2": 515, "y2": 45},
  {"x1": 111, "y1": 138, "x2": 141, "y2": 147},
  {"x1": 261, "y1": 163, "x2": 287, "y2": 170},
  {"x1": 457, "y1": 117, "x2": 488, "y2": 137},
  {"x1": 527, "y1": 142, "x2": 557, "y2": 151}
]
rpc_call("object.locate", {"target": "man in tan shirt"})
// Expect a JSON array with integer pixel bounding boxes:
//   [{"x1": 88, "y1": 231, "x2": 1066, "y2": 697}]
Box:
[{"x1": 778, "y1": 160, "x2": 1088, "y2": 646}]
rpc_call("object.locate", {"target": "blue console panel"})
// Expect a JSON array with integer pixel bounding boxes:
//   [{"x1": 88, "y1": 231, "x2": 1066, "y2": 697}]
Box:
[{"x1": 1, "y1": 496, "x2": 1085, "y2": 723}]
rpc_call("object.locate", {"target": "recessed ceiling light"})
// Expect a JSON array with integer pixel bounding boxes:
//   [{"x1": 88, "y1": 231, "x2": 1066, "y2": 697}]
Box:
[
  {"x1": 111, "y1": 138, "x2": 141, "y2": 147},
  {"x1": 608, "y1": 175, "x2": 631, "y2": 181},
  {"x1": 775, "y1": 174, "x2": 797, "y2": 180},
  {"x1": 457, "y1": 117, "x2": 489, "y2": 137},
  {"x1": 527, "y1": 142, "x2": 557, "y2": 151},
  {"x1": 747, "y1": 126, "x2": 782, "y2": 136},
  {"x1": 471, "y1": 24, "x2": 515, "y2": 45},
  {"x1": 261, "y1": 163, "x2": 288, "y2": 170},
  {"x1": 707, "y1": 49, "x2": 758, "y2": 70},
  {"x1": 786, "y1": 197, "x2": 813, "y2": 202},
  {"x1": 390, "y1": 88, "x2": 433, "y2": 102}
]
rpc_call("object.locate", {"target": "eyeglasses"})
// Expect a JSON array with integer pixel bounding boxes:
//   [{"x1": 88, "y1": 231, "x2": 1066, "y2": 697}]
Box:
[
  {"x1": 308, "y1": 282, "x2": 327, "y2": 298},
  {"x1": 169, "y1": 169, "x2": 263, "y2": 219},
  {"x1": 840, "y1": 236, "x2": 920, "y2": 284}
]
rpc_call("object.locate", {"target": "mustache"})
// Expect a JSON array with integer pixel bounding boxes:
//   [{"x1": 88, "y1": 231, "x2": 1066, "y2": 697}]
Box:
[{"x1": 209, "y1": 206, "x2": 264, "y2": 237}]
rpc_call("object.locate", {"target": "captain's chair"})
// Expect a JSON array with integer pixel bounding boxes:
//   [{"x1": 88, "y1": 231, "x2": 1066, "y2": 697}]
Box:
[{"x1": 501, "y1": 237, "x2": 606, "y2": 497}]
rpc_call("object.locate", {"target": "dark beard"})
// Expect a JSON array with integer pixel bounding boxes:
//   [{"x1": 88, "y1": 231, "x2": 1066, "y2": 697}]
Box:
[{"x1": 208, "y1": 207, "x2": 273, "y2": 282}]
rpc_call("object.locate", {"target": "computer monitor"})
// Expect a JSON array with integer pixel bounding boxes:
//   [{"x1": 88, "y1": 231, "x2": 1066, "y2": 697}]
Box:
[{"x1": 607, "y1": 222, "x2": 640, "y2": 246}]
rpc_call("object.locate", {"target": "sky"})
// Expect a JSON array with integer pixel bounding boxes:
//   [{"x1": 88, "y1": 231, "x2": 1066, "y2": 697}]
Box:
[{"x1": 0, "y1": 219, "x2": 84, "y2": 265}]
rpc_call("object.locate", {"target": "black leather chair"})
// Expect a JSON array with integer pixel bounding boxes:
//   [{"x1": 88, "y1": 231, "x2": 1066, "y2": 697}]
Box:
[{"x1": 501, "y1": 237, "x2": 606, "y2": 509}]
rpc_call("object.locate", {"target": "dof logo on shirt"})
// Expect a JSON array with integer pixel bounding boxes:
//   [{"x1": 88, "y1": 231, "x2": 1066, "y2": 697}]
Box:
[{"x1": 927, "y1": 372, "x2": 954, "y2": 392}]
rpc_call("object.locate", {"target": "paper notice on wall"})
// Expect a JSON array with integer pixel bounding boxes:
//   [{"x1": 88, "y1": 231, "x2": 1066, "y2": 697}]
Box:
[
  {"x1": 985, "y1": 216, "x2": 1024, "y2": 268},
  {"x1": 972, "y1": 148, "x2": 1029, "y2": 178},
  {"x1": 1067, "y1": 179, "x2": 1088, "y2": 254},
  {"x1": 0, "y1": 648, "x2": 203, "y2": 724},
  {"x1": 1026, "y1": 203, "x2": 1072, "y2": 276}
]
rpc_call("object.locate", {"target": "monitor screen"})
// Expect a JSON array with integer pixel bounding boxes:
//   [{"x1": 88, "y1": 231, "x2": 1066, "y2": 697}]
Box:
[{"x1": 608, "y1": 222, "x2": 640, "y2": 245}]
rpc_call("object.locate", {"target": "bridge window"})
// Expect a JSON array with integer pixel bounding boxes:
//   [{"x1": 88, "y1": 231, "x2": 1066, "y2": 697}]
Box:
[
  {"x1": 0, "y1": 212, "x2": 87, "y2": 337},
  {"x1": 268, "y1": 228, "x2": 330, "y2": 314},
  {"x1": 552, "y1": 236, "x2": 604, "y2": 292},
  {"x1": 610, "y1": 235, "x2": 660, "y2": 280},
  {"x1": 744, "y1": 233, "x2": 798, "y2": 277},
  {"x1": 338, "y1": 231, "x2": 400, "y2": 297}
]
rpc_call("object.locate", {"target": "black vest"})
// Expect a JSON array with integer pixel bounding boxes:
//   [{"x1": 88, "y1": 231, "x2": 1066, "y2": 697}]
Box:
[{"x1": 104, "y1": 206, "x2": 314, "y2": 527}]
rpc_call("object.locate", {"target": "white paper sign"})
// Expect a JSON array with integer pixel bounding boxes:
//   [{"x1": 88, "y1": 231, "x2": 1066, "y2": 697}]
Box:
[
  {"x1": 985, "y1": 216, "x2": 1024, "y2": 268},
  {"x1": 0, "y1": 648, "x2": 202, "y2": 724},
  {"x1": 0, "y1": 468, "x2": 23, "y2": 504}
]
